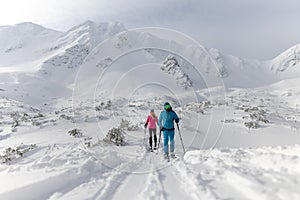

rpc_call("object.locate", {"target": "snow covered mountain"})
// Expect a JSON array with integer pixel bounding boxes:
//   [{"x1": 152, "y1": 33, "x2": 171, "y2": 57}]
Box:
[
  {"x1": 0, "y1": 21, "x2": 126, "y2": 104},
  {"x1": 1, "y1": 20, "x2": 299, "y2": 105},
  {"x1": 270, "y1": 44, "x2": 300, "y2": 81},
  {"x1": 0, "y1": 22, "x2": 61, "y2": 71},
  {"x1": 161, "y1": 55, "x2": 193, "y2": 89},
  {"x1": 0, "y1": 21, "x2": 300, "y2": 200},
  {"x1": 43, "y1": 21, "x2": 126, "y2": 69}
]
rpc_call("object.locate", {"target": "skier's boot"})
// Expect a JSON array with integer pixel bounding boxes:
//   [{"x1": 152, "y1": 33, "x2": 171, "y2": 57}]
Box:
[
  {"x1": 153, "y1": 135, "x2": 157, "y2": 150},
  {"x1": 164, "y1": 152, "x2": 169, "y2": 161},
  {"x1": 170, "y1": 152, "x2": 176, "y2": 159},
  {"x1": 149, "y1": 137, "x2": 153, "y2": 152}
]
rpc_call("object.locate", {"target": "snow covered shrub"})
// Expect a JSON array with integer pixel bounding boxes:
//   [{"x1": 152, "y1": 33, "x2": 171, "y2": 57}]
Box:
[
  {"x1": 202, "y1": 101, "x2": 212, "y2": 109},
  {"x1": 250, "y1": 113, "x2": 269, "y2": 124},
  {"x1": 33, "y1": 113, "x2": 44, "y2": 118},
  {"x1": 31, "y1": 119, "x2": 55, "y2": 128},
  {"x1": 95, "y1": 105, "x2": 102, "y2": 111},
  {"x1": 68, "y1": 128, "x2": 83, "y2": 138},
  {"x1": 95, "y1": 100, "x2": 112, "y2": 111},
  {"x1": 244, "y1": 106, "x2": 259, "y2": 113},
  {"x1": 182, "y1": 103, "x2": 204, "y2": 114},
  {"x1": 291, "y1": 124, "x2": 300, "y2": 131},
  {"x1": 120, "y1": 118, "x2": 139, "y2": 131},
  {"x1": 9, "y1": 112, "x2": 22, "y2": 128},
  {"x1": 60, "y1": 114, "x2": 73, "y2": 120},
  {"x1": 96, "y1": 57, "x2": 112, "y2": 68},
  {"x1": 242, "y1": 106, "x2": 269, "y2": 130},
  {"x1": 10, "y1": 111, "x2": 21, "y2": 120},
  {"x1": 96, "y1": 115, "x2": 109, "y2": 120},
  {"x1": 12, "y1": 119, "x2": 19, "y2": 128},
  {"x1": 114, "y1": 35, "x2": 131, "y2": 49},
  {"x1": 1, "y1": 144, "x2": 37, "y2": 163},
  {"x1": 104, "y1": 127, "x2": 125, "y2": 146},
  {"x1": 83, "y1": 137, "x2": 93, "y2": 147},
  {"x1": 21, "y1": 113, "x2": 31, "y2": 122},
  {"x1": 235, "y1": 105, "x2": 248, "y2": 111},
  {"x1": 221, "y1": 119, "x2": 237, "y2": 123},
  {"x1": 31, "y1": 121, "x2": 42, "y2": 127},
  {"x1": 244, "y1": 121, "x2": 259, "y2": 130}
]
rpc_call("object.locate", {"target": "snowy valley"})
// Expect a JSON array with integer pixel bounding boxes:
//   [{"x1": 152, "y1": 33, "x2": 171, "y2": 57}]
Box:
[{"x1": 0, "y1": 21, "x2": 300, "y2": 200}]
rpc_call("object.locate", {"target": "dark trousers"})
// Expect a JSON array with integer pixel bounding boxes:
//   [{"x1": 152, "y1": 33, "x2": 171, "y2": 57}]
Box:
[{"x1": 148, "y1": 128, "x2": 157, "y2": 148}]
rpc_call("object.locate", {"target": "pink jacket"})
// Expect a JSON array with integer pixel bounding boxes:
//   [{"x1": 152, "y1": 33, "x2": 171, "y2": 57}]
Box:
[{"x1": 146, "y1": 115, "x2": 158, "y2": 129}]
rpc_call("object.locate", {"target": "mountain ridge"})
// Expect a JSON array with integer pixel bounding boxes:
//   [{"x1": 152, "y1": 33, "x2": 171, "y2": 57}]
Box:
[{"x1": 0, "y1": 20, "x2": 299, "y2": 104}]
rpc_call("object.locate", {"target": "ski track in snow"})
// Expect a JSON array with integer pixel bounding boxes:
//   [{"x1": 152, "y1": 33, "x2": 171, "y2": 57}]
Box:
[
  {"x1": 1, "y1": 119, "x2": 300, "y2": 200},
  {"x1": 138, "y1": 170, "x2": 167, "y2": 200},
  {"x1": 171, "y1": 159, "x2": 219, "y2": 200},
  {"x1": 1, "y1": 95, "x2": 300, "y2": 200},
  {"x1": 91, "y1": 148, "x2": 150, "y2": 200}
]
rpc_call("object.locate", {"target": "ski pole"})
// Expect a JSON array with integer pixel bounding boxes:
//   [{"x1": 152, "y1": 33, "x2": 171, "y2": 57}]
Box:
[
  {"x1": 143, "y1": 127, "x2": 146, "y2": 144},
  {"x1": 156, "y1": 129, "x2": 162, "y2": 154},
  {"x1": 176, "y1": 123, "x2": 186, "y2": 154}
]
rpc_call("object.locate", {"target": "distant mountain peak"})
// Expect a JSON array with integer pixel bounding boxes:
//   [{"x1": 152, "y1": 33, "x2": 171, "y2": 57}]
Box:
[
  {"x1": 15, "y1": 22, "x2": 43, "y2": 27},
  {"x1": 272, "y1": 44, "x2": 300, "y2": 73},
  {"x1": 13, "y1": 22, "x2": 60, "y2": 34},
  {"x1": 59, "y1": 21, "x2": 126, "y2": 49},
  {"x1": 66, "y1": 20, "x2": 125, "y2": 34}
]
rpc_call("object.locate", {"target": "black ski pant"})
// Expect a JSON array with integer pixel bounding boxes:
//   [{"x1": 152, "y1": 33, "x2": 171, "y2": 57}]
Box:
[{"x1": 148, "y1": 128, "x2": 157, "y2": 148}]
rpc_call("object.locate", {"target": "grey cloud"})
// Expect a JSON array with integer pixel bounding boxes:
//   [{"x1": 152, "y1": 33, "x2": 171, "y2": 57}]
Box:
[{"x1": 3, "y1": 0, "x2": 300, "y2": 59}]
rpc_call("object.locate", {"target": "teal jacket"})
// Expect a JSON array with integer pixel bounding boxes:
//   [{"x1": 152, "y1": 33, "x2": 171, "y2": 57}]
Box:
[{"x1": 158, "y1": 109, "x2": 179, "y2": 129}]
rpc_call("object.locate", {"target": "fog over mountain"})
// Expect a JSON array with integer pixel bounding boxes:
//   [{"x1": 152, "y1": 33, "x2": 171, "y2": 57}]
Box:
[{"x1": 1, "y1": 0, "x2": 300, "y2": 59}]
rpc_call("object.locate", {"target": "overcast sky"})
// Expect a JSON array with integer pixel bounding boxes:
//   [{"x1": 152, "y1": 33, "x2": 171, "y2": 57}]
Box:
[{"x1": 0, "y1": 0, "x2": 299, "y2": 59}]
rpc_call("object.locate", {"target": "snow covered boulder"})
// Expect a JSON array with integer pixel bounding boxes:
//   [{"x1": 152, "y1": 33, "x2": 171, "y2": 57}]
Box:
[{"x1": 119, "y1": 118, "x2": 139, "y2": 131}]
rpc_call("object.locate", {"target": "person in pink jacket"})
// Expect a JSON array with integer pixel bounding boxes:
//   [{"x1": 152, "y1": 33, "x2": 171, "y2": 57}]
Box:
[{"x1": 144, "y1": 109, "x2": 158, "y2": 151}]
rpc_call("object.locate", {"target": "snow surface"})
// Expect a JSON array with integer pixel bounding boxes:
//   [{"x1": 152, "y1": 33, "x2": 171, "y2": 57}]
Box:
[{"x1": 0, "y1": 21, "x2": 300, "y2": 200}]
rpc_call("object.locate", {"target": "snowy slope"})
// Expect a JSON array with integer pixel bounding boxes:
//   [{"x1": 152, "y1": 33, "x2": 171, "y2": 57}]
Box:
[
  {"x1": 209, "y1": 48, "x2": 278, "y2": 88},
  {"x1": 0, "y1": 21, "x2": 126, "y2": 104},
  {"x1": 0, "y1": 21, "x2": 300, "y2": 200},
  {"x1": 270, "y1": 44, "x2": 300, "y2": 81},
  {"x1": 0, "y1": 92, "x2": 300, "y2": 200},
  {"x1": 0, "y1": 22, "x2": 61, "y2": 72}
]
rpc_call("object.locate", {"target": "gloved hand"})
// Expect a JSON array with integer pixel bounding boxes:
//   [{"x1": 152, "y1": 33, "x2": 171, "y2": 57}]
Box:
[
  {"x1": 175, "y1": 119, "x2": 179, "y2": 124},
  {"x1": 160, "y1": 127, "x2": 165, "y2": 132},
  {"x1": 144, "y1": 123, "x2": 148, "y2": 128}
]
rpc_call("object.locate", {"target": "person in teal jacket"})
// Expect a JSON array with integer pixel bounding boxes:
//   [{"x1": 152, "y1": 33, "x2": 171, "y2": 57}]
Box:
[{"x1": 158, "y1": 102, "x2": 180, "y2": 157}]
